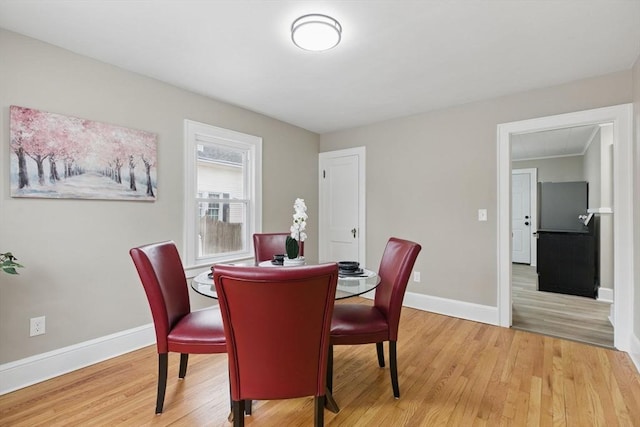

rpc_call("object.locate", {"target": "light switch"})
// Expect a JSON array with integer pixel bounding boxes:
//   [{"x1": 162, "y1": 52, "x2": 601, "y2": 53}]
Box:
[{"x1": 478, "y1": 209, "x2": 488, "y2": 221}]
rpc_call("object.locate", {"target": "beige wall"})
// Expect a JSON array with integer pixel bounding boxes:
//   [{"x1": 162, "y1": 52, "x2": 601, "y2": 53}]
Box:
[
  {"x1": 633, "y1": 55, "x2": 640, "y2": 338},
  {"x1": 513, "y1": 155, "x2": 584, "y2": 182},
  {"x1": 0, "y1": 30, "x2": 319, "y2": 363},
  {"x1": 320, "y1": 71, "x2": 632, "y2": 306}
]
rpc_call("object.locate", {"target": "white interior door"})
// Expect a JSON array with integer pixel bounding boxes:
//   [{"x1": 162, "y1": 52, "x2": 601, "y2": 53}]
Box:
[
  {"x1": 512, "y1": 171, "x2": 531, "y2": 264},
  {"x1": 319, "y1": 147, "x2": 366, "y2": 264}
]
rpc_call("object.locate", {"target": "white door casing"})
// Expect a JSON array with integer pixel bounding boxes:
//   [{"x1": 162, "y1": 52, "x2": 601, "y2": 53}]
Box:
[
  {"x1": 511, "y1": 169, "x2": 537, "y2": 265},
  {"x1": 497, "y1": 104, "x2": 634, "y2": 352},
  {"x1": 319, "y1": 147, "x2": 366, "y2": 264}
]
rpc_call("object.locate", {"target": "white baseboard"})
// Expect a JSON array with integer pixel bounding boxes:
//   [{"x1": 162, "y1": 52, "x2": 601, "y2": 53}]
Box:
[
  {"x1": 629, "y1": 333, "x2": 640, "y2": 374},
  {"x1": 597, "y1": 287, "x2": 614, "y2": 303},
  {"x1": 362, "y1": 291, "x2": 498, "y2": 325},
  {"x1": 0, "y1": 324, "x2": 155, "y2": 395},
  {"x1": 609, "y1": 304, "x2": 615, "y2": 327},
  {"x1": 364, "y1": 290, "x2": 498, "y2": 325},
  {"x1": 403, "y1": 291, "x2": 499, "y2": 325}
]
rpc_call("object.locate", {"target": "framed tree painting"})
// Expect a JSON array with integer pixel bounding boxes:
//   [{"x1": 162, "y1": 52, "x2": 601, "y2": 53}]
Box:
[{"x1": 10, "y1": 105, "x2": 157, "y2": 201}]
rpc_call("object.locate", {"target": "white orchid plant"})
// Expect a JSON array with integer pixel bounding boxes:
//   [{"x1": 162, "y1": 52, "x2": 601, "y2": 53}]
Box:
[
  {"x1": 286, "y1": 198, "x2": 307, "y2": 259},
  {"x1": 290, "y1": 198, "x2": 308, "y2": 242}
]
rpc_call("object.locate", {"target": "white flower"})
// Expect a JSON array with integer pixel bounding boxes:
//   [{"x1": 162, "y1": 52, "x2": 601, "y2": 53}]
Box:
[{"x1": 290, "y1": 198, "x2": 308, "y2": 242}]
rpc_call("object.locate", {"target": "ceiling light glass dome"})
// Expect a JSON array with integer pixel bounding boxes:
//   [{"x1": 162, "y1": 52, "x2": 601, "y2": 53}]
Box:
[{"x1": 291, "y1": 14, "x2": 342, "y2": 51}]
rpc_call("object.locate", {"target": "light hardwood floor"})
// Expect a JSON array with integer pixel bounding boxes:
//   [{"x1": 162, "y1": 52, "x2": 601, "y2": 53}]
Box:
[
  {"x1": 512, "y1": 263, "x2": 614, "y2": 348},
  {"x1": 2, "y1": 299, "x2": 639, "y2": 426}
]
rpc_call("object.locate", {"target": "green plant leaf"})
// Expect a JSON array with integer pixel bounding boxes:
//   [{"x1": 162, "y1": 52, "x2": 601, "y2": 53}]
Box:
[
  {"x1": 1, "y1": 253, "x2": 24, "y2": 274},
  {"x1": 2, "y1": 267, "x2": 18, "y2": 274}
]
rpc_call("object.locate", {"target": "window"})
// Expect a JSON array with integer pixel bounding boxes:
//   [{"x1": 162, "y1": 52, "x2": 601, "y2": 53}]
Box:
[{"x1": 185, "y1": 120, "x2": 262, "y2": 267}]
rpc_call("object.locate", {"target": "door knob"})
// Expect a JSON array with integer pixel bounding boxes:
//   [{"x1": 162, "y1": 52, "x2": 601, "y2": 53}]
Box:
[
  {"x1": 351, "y1": 228, "x2": 357, "y2": 238},
  {"x1": 525, "y1": 215, "x2": 530, "y2": 219},
  {"x1": 524, "y1": 222, "x2": 530, "y2": 226}
]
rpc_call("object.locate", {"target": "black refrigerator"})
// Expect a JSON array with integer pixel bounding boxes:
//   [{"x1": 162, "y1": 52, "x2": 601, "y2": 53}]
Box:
[{"x1": 536, "y1": 181, "x2": 598, "y2": 298}]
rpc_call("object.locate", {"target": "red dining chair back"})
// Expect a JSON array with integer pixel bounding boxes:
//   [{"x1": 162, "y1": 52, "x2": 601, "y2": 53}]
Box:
[
  {"x1": 129, "y1": 241, "x2": 226, "y2": 413},
  {"x1": 328, "y1": 237, "x2": 421, "y2": 399},
  {"x1": 213, "y1": 263, "x2": 339, "y2": 427},
  {"x1": 373, "y1": 237, "x2": 422, "y2": 342},
  {"x1": 252, "y1": 232, "x2": 290, "y2": 264}
]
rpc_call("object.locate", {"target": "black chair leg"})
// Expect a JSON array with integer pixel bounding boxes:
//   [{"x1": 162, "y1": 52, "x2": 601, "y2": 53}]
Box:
[
  {"x1": 156, "y1": 353, "x2": 168, "y2": 414},
  {"x1": 389, "y1": 341, "x2": 399, "y2": 398},
  {"x1": 376, "y1": 342, "x2": 385, "y2": 367},
  {"x1": 232, "y1": 400, "x2": 245, "y2": 427},
  {"x1": 314, "y1": 396, "x2": 325, "y2": 427},
  {"x1": 326, "y1": 344, "x2": 333, "y2": 392},
  {"x1": 178, "y1": 353, "x2": 189, "y2": 378}
]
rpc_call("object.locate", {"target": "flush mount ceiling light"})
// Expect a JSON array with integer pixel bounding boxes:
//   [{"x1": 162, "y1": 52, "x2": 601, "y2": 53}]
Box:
[{"x1": 291, "y1": 14, "x2": 342, "y2": 51}]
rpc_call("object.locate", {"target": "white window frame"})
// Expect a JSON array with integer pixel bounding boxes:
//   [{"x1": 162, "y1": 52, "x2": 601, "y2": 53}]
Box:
[{"x1": 184, "y1": 120, "x2": 262, "y2": 269}]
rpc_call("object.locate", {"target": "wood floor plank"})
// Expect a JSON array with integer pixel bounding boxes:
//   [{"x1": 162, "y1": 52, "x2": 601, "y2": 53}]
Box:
[
  {"x1": 512, "y1": 263, "x2": 614, "y2": 348},
  {"x1": 550, "y1": 340, "x2": 567, "y2": 427},
  {"x1": 1, "y1": 302, "x2": 639, "y2": 426}
]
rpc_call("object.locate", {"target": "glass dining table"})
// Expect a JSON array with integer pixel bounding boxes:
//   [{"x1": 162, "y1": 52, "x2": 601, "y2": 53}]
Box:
[{"x1": 190, "y1": 262, "x2": 381, "y2": 300}]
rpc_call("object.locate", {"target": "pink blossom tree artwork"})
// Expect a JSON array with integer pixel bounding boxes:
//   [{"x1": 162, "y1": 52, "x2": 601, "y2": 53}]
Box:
[{"x1": 10, "y1": 106, "x2": 157, "y2": 201}]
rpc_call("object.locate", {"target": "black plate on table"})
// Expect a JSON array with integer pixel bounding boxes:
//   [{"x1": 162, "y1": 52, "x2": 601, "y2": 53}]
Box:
[
  {"x1": 339, "y1": 268, "x2": 364, "y2": 276},
  {"x1": 338, "y1": 261, "x2": 359, "y2": 271}
]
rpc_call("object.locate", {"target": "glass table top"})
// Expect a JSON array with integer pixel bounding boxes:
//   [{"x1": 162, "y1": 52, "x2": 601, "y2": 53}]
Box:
[{"x1": 191, "y1": 265, "x2": 380, "y2": 300}]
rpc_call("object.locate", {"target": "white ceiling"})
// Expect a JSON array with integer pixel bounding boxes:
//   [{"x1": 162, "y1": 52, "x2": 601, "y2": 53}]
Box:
[
  {"x1": 511, "y1": 124, "x2": 601, "y2": 161},
  {"x1": 0, "y1": 1, "x2": 639, "y2": 134}
]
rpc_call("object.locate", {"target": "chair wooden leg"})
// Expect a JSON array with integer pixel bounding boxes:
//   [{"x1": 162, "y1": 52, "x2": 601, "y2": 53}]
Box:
[
  {"x1": 326, "y1": 344, "x2": 333, "y2": 392},
  {"x1": 156, "y1": 353, "x2": 168, "y2": 414},
  {"x1": 232, "y1": 400, "x2": 245, "y2": 427},
  {"x1": 314, "y1": 396, "x2": 325, "y2": 427},
  {"x1": 244, "y1": 400, "x2": 252, "y2": 415},
  {"x1": 178, "y1": 353, "x2": 189, "y2": 379},
  {"x1": 389, "y1": 341, "x2": 400, "y2": 398},
  {"x1": 324, "y1": 387, "x2": 340, "y2": 413},
  {"x1": 376, "y1": 342, "x2": 385, "y2": 367}
]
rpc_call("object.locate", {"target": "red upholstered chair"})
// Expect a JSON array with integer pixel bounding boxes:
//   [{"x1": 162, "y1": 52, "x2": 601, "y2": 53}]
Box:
[
  {"x1": 252, "y1": 232, "x2": 290, "y2": 264},
  {"x1": 328, "y1": 237, "x2": 421, "y2": 399},
  {"x1": 129, "y1": 241, "x2": 228, "y2": 414},
  {"x1": 213, "y1": 263, "x2": 339, "y2": 427}
]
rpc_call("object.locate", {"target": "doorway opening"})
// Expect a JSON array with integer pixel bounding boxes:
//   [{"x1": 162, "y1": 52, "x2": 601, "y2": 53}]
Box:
[
  {"x1": 497, "y1": 104, "x2": 633, "y2": 352},
  {"x1": 510, "y1": 127, "x2": 614, "y2": 348}
]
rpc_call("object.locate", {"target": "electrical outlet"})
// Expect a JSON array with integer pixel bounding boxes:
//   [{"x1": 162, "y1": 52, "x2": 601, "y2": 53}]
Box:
[
  {"x1": 30, "y1": 316, "x2": 45, "y2": 337},
  {"x1": 413, "y1": 271, "x2": 421, "y2": 282},
  {"x1": 478, "y1": 209, "x2": 488, "y2": 221}
]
